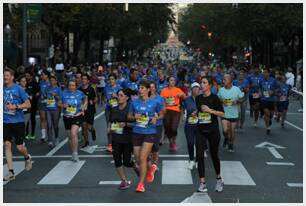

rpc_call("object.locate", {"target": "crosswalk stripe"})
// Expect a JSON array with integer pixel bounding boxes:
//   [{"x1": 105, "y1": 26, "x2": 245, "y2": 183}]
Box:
[
  {"x1": 287, "y1": 183, "x2": 303, "y2": 187},
  {"x1": 99, "y1": 181, "x2": 122, "y2": 185},
  {"x1": 181, "y1": 192, "x2": 212, "y2": 203},
  {"x1": 162, "y1": 160, "x2": 193, "y2": 184},
  {"x1": 3, "y1": 161, "x2": 34, "y2": 185},
  {"x1": 37, "y1": 160, "x2": 85, "y2": 185},
  {"x1": 266, "y1": 162, "x2": 295, "y2": 166},
  {"x1": 221, "y1": 161, "x2": 256, "y2": 186}
]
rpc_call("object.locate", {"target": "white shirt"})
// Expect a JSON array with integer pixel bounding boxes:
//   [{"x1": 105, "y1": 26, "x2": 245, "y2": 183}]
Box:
[
  {"x1": 55, "y1": 63, "x2": 64, "y2": 71},
  {"x1": 285, "y1": 72, "x2": 295, "y2": 87}
]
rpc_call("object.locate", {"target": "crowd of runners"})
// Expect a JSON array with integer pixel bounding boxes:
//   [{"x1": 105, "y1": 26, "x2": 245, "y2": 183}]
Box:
[{"x1": 3, "y1": 60, "x2": 297, "y2": 193}]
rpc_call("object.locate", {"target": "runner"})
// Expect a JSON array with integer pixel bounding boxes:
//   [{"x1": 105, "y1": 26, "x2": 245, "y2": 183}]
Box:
[
  {"x1": 128, "y1": 80, "x2": 164, "y2": 193},
  {"x1": 46, "y1": 75, "x2": 62, "y2": 148},
  {"x1": 160, "y1": 76, "x2": 186, "y2": 151},
  {"x1": 59, "y1": 79, "x2": 88, "y2": 162},
  {"x1": 25, "y1": 70, "x2": 39, "y2": 140},
  {"x1": 96, "y1": 66, "x2": 106, "y2": 106},
  {"x1": 79, "y1": 74, "x2": 97, "y2": 148},
  {"x1": 233, "y1": 70, "x2": 249, "y2": 131},
  {"x1": 121, "y1": 68, "x2": 139, "y2": 99},
  {"x1": 109, "y1": 89, "x2": 135, "y2": 190},
  {"x1": 218, "y1": 74, "x2": 244, "y2": 152},
  {"x1": 182, "y1": 82, "x2": 201, "y2": 170},
  {"x1": 4, "y1": 68, "x2": 33, "y2": 182},
  {"x1": 276, "y1": 72, "x2": 291, "y2": 128},
  {"x1": 38, "y1": 70, "x2": 51, "y2": 143},
  {"x1": 195, "y1": 76, "x2": 224, "y2": 192},
  {"x1": 104, "y1": 73, "x2": 122, "y2": 152},
  {"x1": 149, "y1": 81, "x2": 166, "y2": 170},
  {"x1": 247, "y1": 65, "x2": 263, "y2": 127},
  {"x1": 260, "y1": 68, "x2": 278, "y2": 135}
]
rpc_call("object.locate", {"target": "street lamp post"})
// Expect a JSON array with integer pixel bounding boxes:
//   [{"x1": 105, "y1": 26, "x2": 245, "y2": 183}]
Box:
[{"x1": 22, "y1": 4, "x2": 27, "y2": 66}]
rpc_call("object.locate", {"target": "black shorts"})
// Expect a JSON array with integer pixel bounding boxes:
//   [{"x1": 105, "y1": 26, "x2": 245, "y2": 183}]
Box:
[
  {"x1": 249, "y1": 96, "x2": 261, "y2": 106},
  {"x1": 97, "y1": 87, "x2": 105, "y2": 94},
  {"x1": 132, "y1": 133, "x2": 157, "y2": 146},
  {"x1": 152, "y1": 125, "x2": 163, "y2": 153},
  {"x1": 84, "y1": 110, "x2": 95, "y2": 125},
  {"x1": 261, "y1": 100, "x2": 275, "y2": 111},
  {"x1": 63, "y1": 115, "x2": 83, "y2": 130},
  {"x1": 4, "y1": 123, "x2": 25, "y2": 145},
  {"x1": 277, "y1": 101, "x2": 289, "y2": 112},
  {"x1": 222, "y1": 118, "x2": 239, "y2": 123}
]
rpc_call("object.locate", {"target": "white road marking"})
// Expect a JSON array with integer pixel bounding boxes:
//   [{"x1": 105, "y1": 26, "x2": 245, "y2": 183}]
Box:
[
  {"x1": 99, "y1": 181, "x2": 122, "y2": 185},
  {"x1": 266, "y1": 162, "x2": 295, "y2": 166},
  {"x1": 45, "y1": 111, "x2": 105, "y2": 157},
  {"x1": 37, "y1": 160, "x2": 85, "y2": 185},
  {"x1": 287, "y1": 183, "x2": 303, "y2": 187},
  {"x1": 267, "y1": 147, "x2": 283, "y2": 159},
  {"x1": 284, "y1": 120, "x2": 303, "y2": 132},
  {"x1": 221, "y1": 161, "x2": 256, "y2": 186},
  {"x1": 162, "y1": 160, "x2": 193, "y2": 184},
  {"x1": 255, "y1": 142, "x2": 285, "y2": 149},
  {"x1": 80, "y1": 145, "x2": 98, "y2": 154},
  {"x1": 3, "y1": 161, "x2": 34, "y2": 185},
  {"x1": 181, "y1": 192, "x2": 212, "y2": 203}
]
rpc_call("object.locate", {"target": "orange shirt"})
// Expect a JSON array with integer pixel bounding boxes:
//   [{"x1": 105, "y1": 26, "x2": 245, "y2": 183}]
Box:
[{"x1": 160, "y1": 87, "x2": 184, "y2": 112}]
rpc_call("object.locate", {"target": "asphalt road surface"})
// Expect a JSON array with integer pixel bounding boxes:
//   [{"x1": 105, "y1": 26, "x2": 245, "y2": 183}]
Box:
[{"x1": 3, "y1": 100, "x2": 303, "y2": 203}]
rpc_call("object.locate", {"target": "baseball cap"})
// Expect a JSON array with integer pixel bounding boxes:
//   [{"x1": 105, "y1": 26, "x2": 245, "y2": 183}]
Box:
[{"x1": 191, "y1": 82, "x2": 200, "y2": 89}]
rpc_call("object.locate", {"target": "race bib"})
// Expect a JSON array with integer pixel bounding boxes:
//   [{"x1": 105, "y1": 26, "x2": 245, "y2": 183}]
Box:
[
  {"x1": 280, "y1": 96, "x2": 287, "y2": 102},
  {"x1": 198, "y1": 112, "x2": 211, "y2": 124},
  {"x1": 252, "y1": 93, "x2": 260, "y2": 99},
  {"x1": 66, "y1": 105, "x2": 77, "y2": 116},
  {"x1": 165, "y1": 96, "x2": 175, "y2": 106},
  {"x1": 111, "y1": 123, "x2": 124, "y2": 134},
  {"x1": 223, "y1": 99, "x2": 233, "y2": 106},
  {"x1": 47, "y1": 98, "x2": 56, "y2": 107},
  {"x1": 188, "y1": 116, "x2": 198, "y2": 124},
  {"x1": 263, "y1": 91, "x2": 270, "y2": 97},
  {"x1": 136, "y1": 115, "x2": 150, "y2": 128},
  {"x1": 109, "y1": 98, "x2": 118, "y2": 108}
]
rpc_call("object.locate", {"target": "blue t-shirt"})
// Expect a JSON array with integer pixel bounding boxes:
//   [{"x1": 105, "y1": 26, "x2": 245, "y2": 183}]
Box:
[
  {"x1": 104, "y1": 84, "x2": 121, "y2": 109},
  {"x1": 217, "y1": 86, "x2": 244, "y2": 119},
  {"x1": 247, "y1": 74, "x2": 263, "y2": 96},
  {"x1": 277, "y1": 83, "x2": 291, "y2": 102},
  {"x1": 260, "y1": 77, "x2": 277, "y2": 102},
  {"x1": 182, "y1": 96, "x2": 198, "y2": 125},
  {"x1": 4, "y1": 83, "x2": 29, "y2": 123},
  {"x1": 39, "y1": 80, "x2": 51, "y2": 103},
  {"x1": 121, "y1": 79, "x2": 139, "y2": 93},
  {"x1": 151, "y1": 95, "x2": 165, "y2": 126},
  {"x1": 61, "y1": 90, "x2": 85, "y2": 116},
  {"x1": 129, "y1": 98, "x2": 162, "y2": 134},
  {"x1": 46, "y1": 86, "x2": 62, "y2": 111},
  {"x1": 157, "y1": 80, "x2": 168, "y2": 94}
]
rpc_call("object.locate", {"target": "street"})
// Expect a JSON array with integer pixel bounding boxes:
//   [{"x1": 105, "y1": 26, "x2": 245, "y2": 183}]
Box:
[{"x1": 3, "y1": 100, "x2": 303, "y2": 203}]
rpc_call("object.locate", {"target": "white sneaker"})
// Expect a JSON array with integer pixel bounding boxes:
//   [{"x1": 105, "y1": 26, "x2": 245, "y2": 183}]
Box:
[
  {"x1": 71, "y1": 152, "x2": 79, "y2": 162},
  {"x1": 25, "y1": 155, "x2": 32, "y2": 171},
  {"x1": 254, "y1": 122, "x2": 257, "y2": 128},
  {"x1": 204, "y1": 150, "x2": 208, "y2": 158},
  {"x1": 188, "y1": 160, "x2": 195, "y2": 170}
]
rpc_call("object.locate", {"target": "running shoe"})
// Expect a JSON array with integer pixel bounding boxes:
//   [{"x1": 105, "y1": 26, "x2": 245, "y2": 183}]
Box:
[
  {"x1": 25, "y1": 135, "x2": 30, "y2": 140},
  {"x1": 188, "y1": 160, "x2": 195, "y2": 170},
  {"x1": 119, "y1": 180, "x2": 131, "y2": 190},
  {"x1": 146, "y1": 164, "x2": 157, "y2": 183},
  {"x1": 215, "y1": 178, "x2": 224, "y2": 192},
  {"x1": 3, "y1": 171, "x2": 15, "y2": 182},
  {"x1": 71, "y1": 152, "x2": 79, "y2": 162},
  {"x1": 91, "y1": 129, "x2": 96, "y2": 141},
  {"x1": 172, "y1": 143, "x2": 178, "y2": 151},
  {"x1": 266, "y1": 128, "x2": 271, "y2": 135},
  {"x1": 40, "y1": 138, "x2": 46, "y2": 143},
  {"x1": 81, "y1": 141, "x2": 89, "y2": 148},
  {"x1": 281, "y1": 123, "x2": 285, "y2": 128},
  {"x1": 254, "y1": 122, "x2": 257, "y2": 128},
  {"x1": 25, "y1": 155, "x2": 32, "y2": 171},
  {"x1": 106, "y1": 144, "x2": 113, "y2": 152},
  {"x1": 136, "y1": 182, "x2": 145, "y2": 193},
  {"x1": 228, "y1": 144, "x2": 235, "y2": 153},
  {"x1": 222, "y1": 138, "x2": 228, "y2": 149},
  {"x1": 269, "y1": 119, "x2": 272, "y2": 126},
  {"x1": 204, "y1": 150, "x2": 209, "y2": 158},
  {"x1": 197, "y1": 182, "x2": 208, "y2": 192},
  {"x1": 54, "y1": 138, "x2": 60, "y2": 146},
  {"x1": 29, "y1": 135, "x2": 36, "y2": 140},
  {"x1": 48, "y1": 142, "x2": 54, "y2": 149}
]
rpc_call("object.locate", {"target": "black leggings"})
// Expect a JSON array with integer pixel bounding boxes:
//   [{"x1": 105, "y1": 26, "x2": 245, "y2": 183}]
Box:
[
  {"x1": 26, "y1": 102, "x2": 37, "y2": 136},
  {"x1": 112, "y1": 141, "x2": 134, "y2": 168},
  {"x1": 196, "y1": 129, "x2": 221, "y2": 178},
  {"x1": 163, "y1": 110, "x2": 181, "y2": 139}
]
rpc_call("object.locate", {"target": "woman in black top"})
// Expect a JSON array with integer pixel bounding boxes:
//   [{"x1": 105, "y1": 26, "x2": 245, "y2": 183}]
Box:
[
  {"x1": 195, "y1": 76, "x2": 225, "y2": 193},
  {"x1": 109, "y1": 89, "x2": 135, "y2": 190}
]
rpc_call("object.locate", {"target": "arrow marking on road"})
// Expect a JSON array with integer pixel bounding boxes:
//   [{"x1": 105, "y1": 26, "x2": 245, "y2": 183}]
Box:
[
  {"x1": 267, "y1": 147, "x2": 283, "y2": 159},
  {"x1": 80, "y1": 145, "x2": 98, "y2": 154},
  {"x1": 255, "y1": 141, "x2": 285, "y2": 149}
]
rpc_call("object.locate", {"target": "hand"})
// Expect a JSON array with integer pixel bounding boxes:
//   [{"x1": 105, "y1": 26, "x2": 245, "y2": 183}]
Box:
[
  {"x1": 151, "y1": 117, "x2": 157, "y2": 125},
  {"x1": 134, "y1": 113, "x2": 142, "y2": 120},
  {"x1": 63, "y1": 104, "x2": 68, "y2": 108},
  {"x1": 201, "y1": 105, "x2": 212, "y2": 113},
  {"x1": 191, "y1": 111, "x2": 197, "y2": 117},
  {"x1": 119, "y1": 122, "x2": 125, "y2": 128},
  {"x1": 7, "y1": 103, "x2": 17, "y2": 110},
  {"x1": 51, "y1": 92, "x2": 56, "y2": 96},
  {"x1": 80, "y1": 110, "x2": 85, "y2": 116},
  {"x1": 89, "y1": 100, "x2": 94, "y2": 105},
  {"x1": 112, "y1": 93, "x2": 117, "y2": 98}
]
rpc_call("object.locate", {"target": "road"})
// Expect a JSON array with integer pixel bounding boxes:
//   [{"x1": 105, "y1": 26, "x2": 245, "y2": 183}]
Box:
[{"x1": 3, "y1": 99, "x2": 303, "y2": 203}]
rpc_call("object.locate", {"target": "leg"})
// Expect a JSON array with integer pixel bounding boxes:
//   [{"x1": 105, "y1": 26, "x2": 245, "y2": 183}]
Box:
[
  {"x1": 184, "y1": 124, "x2": 195, "y2": 161},
  {"x1": 70, "y1": 125, "x2": 80, "y2": 153},
  {"x1": 170, "y1": 111, "x2": 181, "y2": 145},
  {"x1": 4, "y1": 141, "x2": 14, "y2": 171},
  {"x1": 46, "y1": 111, "x2": 53, "y2": 143},
  {"x1": 139, "y1": 142, "x2": 154, "y2": 183},
  {"x1": 207, "y1": 130, "x2": 221, "y2": 177},
  {"x1": 230, "y1": 121, "x2": 237, "y2": 144},
  {"x1": 30, "y1": 104, "x2": 37, "y2": 136},
  {"x1": 196, "y1": 130, "x2": 206, "y2": 183}
]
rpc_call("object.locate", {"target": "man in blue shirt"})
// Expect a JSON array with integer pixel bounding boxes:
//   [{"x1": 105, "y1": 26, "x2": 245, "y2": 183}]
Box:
[
  {"x1": 3, "y1": 68, "x2": 33, "y2": 182},
  {"x1": 260, "y1": 68, "x2": 278, "y2": 135},
  {"x1": 121, "y1": 68, "x2": 139, "y2": 98}
]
